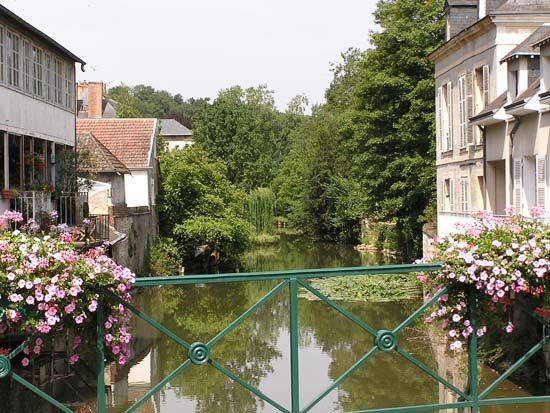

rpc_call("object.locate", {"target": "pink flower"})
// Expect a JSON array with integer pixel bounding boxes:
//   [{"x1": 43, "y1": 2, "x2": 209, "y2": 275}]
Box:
[
  {"x1": 68, "y1": 354, "x2": 79, "y2": 365},
  {"x1": 74, "y1": 315, "x2": 84, "y2": 325},
  {"x1": 505, "y1": 322, "x2": 514, "y2": 333},
  {"x1": 21, "y1": 357, "x2": 29, "y2": 367},
  {"x1": 112, "y1": 345, "x2": 120, "y2": 355},
  {"x1": 64, "y1": 302, "x2": 76, "y2": 314},
  {"x1": 36, "y1": 320, "x2": 51, "y2": 334},
  {"x1": 118, "y1": 355, "x2": 126, "y2": 365},
  {"x1": 88, "y1": 300, "x2": 98, "y2": 312}
]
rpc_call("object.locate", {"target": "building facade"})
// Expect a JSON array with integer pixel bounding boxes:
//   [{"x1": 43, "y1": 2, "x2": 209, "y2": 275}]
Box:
[
  {"x1": 430, "y1": 0, "x2": 550, "y2": 237},
  {"x1": 0, "y1": 5, "x2": 85, "y2": 220}
]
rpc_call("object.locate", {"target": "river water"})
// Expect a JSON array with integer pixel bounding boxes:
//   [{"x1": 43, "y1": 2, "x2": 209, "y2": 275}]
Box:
[
  {"x1": 2, "y1": 238, "x2": 548, "y2": 412},
  {"x1": 103, "y1": 238, "x2": 549, "y2": 412}
]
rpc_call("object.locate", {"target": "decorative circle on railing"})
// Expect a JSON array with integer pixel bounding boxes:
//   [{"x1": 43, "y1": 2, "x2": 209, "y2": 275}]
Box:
[
  {"x1": 0, "y1": 356, "x2": 11, "y2": 379},
  {"x1": 188, "y1": 342, "x2": 210, "y2": 365},
  {"x1": 375, "y1": 330, "x2": 397, "y2": 352}
]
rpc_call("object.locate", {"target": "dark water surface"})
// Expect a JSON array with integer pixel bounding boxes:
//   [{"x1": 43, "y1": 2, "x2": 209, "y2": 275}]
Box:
[{"x1": 103, "y1": 238, "x2": 549, "y2": 412}]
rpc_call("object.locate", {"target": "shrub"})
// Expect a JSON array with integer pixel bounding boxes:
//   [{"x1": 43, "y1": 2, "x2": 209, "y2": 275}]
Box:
[
  {"x1": 420, "y1": 208, "x2": 550, "y2": 352},
  {"x1": 149, "y1": 237, "x2": 182, "y2": 276},
  {"x1": 0, "y1": 211, "x2": 135, "y2": 367}
]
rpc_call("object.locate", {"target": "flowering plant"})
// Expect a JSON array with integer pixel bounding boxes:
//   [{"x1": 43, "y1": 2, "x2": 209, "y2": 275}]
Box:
[
  {"x1": 0, "y1": 211, "x2": 135, "y2": 366},
  {"x1": 420, "y1": 207, "x2": 550, "y2": 352}
]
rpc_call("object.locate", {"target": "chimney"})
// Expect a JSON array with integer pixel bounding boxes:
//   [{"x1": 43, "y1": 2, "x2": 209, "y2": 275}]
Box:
[{"x1": 87, "y1": 82, "x2": 104, "y2": 119}]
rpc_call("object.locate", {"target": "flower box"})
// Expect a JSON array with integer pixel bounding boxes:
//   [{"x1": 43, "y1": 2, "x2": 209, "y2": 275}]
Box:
[{"x1": 1, "y1": 189, "x2": 17, "y2": 199}]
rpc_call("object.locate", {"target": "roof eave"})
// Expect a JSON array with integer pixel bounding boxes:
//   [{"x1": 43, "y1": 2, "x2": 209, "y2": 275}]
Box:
[{"x1": 0, "y1": 5, "x2": 86, "y2": 69}]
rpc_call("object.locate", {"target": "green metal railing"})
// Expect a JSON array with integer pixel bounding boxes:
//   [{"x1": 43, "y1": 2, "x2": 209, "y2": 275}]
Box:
[{"x1": 1, "y1": 263, "x2": 550, "y2": 412}]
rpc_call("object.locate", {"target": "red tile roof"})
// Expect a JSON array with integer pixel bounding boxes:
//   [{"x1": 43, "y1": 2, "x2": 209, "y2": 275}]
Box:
[
  {"x1": 76, "y1": 119, "x2": 157, "y2": 169},
  {"x1": 76, "y1": 132, "x2": 129, "y2": 174}
]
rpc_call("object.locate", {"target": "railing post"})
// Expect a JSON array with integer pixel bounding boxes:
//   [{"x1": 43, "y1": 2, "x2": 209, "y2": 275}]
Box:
[
  {"x1": 468, "y1": 285, "x2": 479, "y2": 413},
  {"x1": 289, "y1": 278, "x2": 300, "y2": 413},
  {"x1": 96, "y1": 292, "x2": 106, "y2": 413}
]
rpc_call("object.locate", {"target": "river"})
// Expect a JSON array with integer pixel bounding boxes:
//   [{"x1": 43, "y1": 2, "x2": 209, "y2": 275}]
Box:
[
  {"x1": 1, "y1": 238, "x2": 548, "y2": 412},
  {"x1": 102, "y1": 237, "x2": 548, "y2": 412}
]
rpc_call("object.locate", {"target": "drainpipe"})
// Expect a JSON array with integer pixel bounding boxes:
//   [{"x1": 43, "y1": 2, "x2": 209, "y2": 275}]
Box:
[{"x1": 479, "y1": 126, "x2": 487, "y2": 210}]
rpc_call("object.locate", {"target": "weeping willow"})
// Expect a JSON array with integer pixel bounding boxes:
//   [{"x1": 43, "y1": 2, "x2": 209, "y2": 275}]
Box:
[{"x1": 247, "y1": 188, "x2": 275, "y2": 234}]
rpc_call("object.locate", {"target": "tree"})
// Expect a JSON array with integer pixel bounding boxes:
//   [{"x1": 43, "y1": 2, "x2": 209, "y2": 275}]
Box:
[
  {"x1": 193, "y1": 85, "x2": 291, "y2": 191},
  {"x1": 158, "y1": 146, "x2": 253, "y2": 267}
]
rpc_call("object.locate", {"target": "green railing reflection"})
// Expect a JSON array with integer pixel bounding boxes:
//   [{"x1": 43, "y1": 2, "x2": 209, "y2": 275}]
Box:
[{"x1": 2, "y1": 263, "x2": 550, "y2": 412}]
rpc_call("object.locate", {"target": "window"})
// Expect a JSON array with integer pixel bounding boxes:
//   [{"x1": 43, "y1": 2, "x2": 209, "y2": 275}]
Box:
[
  {"x1": 439, "y1": 82, "x2": 453, "y2": 152},
  {"x1": 54, "y1": 58, "x2": 63, "y2": 105},
  {"x1": 475, "y1": 65, "x2": 490, "y2": 111},
  {"x1": 22, "y1": 39, "x2": 31, "y2": 93},
  {"x1": 7, "y1": 31, "x2": 20, "y2": 88},
  {"x1": 460, "y1": 177, "x2": 469, "y2": 211},
  {"x1": 513, "y1": 159, "x2": 522, "y2": 212},
  {"x1": 45, "y1": 53, "x2": 52, "y2": 101},
  {"x1": 0, "y1": 26, "x2": 4, "y2": 83},
  {"x1": 65, "y1": 64, "x2": 74, "y2": 109},
  {"x1": 32, "y1": 46, "x2": 43, "y2": 97},
  {"x1": 445, "y1": 178, "x2": 456, "y2": 212},
  {"x1": 8, "y1": 134, "x2": 22, "y2": 189},
  {"x1": 458, "y1": 76, "x2": 467, "y2": 148}
]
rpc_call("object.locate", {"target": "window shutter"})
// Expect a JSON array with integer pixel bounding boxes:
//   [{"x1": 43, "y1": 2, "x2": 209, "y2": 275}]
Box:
[
  {"x1": 449, "y1": 178, "x2": 456, "y2": 212},
  {"x1": 466, "y1": 71, "x2": 474, "y2": 144},
  {"x1": 461, "y1": 178, "x2": 469, "y2": 211},
  {"x1": 513, "y1": 159, "x2": 522, "y2": 213},
  {"x1": 447, "y1": 82, "x2": 453, "y2": 151},
  {"x1": 482, "y1": 65, "x2": 490, "y2": 108},
  {"x1": 459, "y1": 76, "x2": 466, "y2": 147},
  {"x1": 437, "y1": 86, "x2": 443, "y2": 151},
  {"x1": 536, "y1": 155, "x2": 546, "y2": 210}
]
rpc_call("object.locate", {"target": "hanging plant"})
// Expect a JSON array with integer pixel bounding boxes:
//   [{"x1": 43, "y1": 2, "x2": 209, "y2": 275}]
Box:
[
  {"x1": 0, "y1": 210, "x2": 135, "y2": 366},
  {"x1": 420, "y1": 208, "x2": 550, "y2": 352}
]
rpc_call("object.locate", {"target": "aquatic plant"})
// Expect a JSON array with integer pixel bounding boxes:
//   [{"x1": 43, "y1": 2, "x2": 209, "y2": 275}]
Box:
[
  {"x1": 420, "y1": 208, "x2": 550, "y2": 352},
  {"x1": 0, "y1": 211, "x2": 134, "y2": 366}
]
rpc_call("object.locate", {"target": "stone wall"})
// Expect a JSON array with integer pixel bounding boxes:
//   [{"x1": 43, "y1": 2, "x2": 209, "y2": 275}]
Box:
[{"x1": 111, "y1": 209, "x2": 158, "y2": 275}]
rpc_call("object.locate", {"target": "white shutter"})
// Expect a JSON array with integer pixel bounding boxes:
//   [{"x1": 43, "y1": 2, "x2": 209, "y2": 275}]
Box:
[
  {"x1": 513, "y1": 159, "x2": 522, "y2": 213},
  {"x1": 482, "y1": 65, "x2": 490, "y2": 108},
  {"x1": 461, "y1": 178, "x2": 469, "y2": 211},
  {"x1": 447, "y1": 82, "x2": 453, "y2": 151},
  {"x1": 449, "y1": 178, "x2": 456, "y2": 212},
  {"x1": 536, "y1": 155, "x2": 546, "y2": 210},
  {"x1": 459, "y1": 76, "x2": 466, "y2": 147},
  {"x1": 466, "y1": 71, "x2": 474, "y2": 144},
  {"x1": 437, "y1": 86, "x2": 444, "y2": 151}
]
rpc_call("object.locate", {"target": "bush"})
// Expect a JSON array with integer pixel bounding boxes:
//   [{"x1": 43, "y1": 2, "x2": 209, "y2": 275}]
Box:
[{"x1": 149, "y1": 237, "x2": 182, "y2": 276}]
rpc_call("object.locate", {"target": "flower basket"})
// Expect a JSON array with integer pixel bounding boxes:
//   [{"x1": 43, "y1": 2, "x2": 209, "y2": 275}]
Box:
[
  {"x1": 36, "y1": 162, "x2": 45, "y2": 172},
  {"x1": 1, "y1": 189, "x2": 17, "y2": 200}
]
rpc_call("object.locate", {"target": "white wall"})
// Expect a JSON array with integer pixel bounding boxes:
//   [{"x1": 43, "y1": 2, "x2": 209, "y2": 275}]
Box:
[
  {"x1": 166, "y1": 138, "x2": 194, "y2": 151},
  {"x1": 0, "y1": 86, "x2": 75, "y2": 146},
  {"x1": 437, "y1": 212, "x2": 477, "y2": 238},
  {"x1": 124, "y1": 170, "x2": 150, "y2": 208}
]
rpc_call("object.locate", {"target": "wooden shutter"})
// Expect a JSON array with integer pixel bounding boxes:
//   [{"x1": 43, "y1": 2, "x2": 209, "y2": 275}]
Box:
[
  {"x1": 461, "y1": 178, "x2": 469, "y2": 211},
  {"x1": 513, "y1": 159, "x2": 522, "y2": 213},
  {"x1": 466, "y1": 71, "x2": 474, "y2": 144},
  {"x1": 449, "y1": 178, "x2": 456, "y2": 212},
  {"x1": 536, "y1": 155, "x2": 546, "y2": 209},
  {"x1": 482, "y1": 65, "x2": 490, "y2": 108},
  {"x1": 437, "y1": 86, "x2": 443, "y2": 151},
  {"x1": 459, "y1": 76, "x2": 466, "y2": 147},
  {"x1": 447, "y1": 82, "x2": 453, "y2": 151}
]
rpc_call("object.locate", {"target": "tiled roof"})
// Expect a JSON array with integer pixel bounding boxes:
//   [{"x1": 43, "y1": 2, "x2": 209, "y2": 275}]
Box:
[
  {"x1": 501, "y1": 26, "x2": 550, "y2": 63},
  {"x1": 495, "y1": 0, "x2": 550, "y2": 14},
  {"x1": 470, "y1": 92, "x2": 507, "y2": 121},
  {"x1": 505, "y1": 78, "x2": 541, "y2": 109},
  {"x1": 76, "y1": 132, "x2": 129, "y2": 174},
  {"x1": 76, "y1": 119, "x2": 157, "y2": 169},
  {"x1": 160, "y1": 119, "x2": 193, "y2": 136}
]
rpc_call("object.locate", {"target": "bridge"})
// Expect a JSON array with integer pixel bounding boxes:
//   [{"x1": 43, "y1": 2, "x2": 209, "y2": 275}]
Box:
[{"x1": 1, "y1": 263, "x2": 549, "y2": 412}]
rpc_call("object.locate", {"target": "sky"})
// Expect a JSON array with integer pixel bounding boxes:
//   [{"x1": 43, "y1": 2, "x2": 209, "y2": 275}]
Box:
[{"x1": 1, "y1": 0, "x2": 378, "y2": 110}]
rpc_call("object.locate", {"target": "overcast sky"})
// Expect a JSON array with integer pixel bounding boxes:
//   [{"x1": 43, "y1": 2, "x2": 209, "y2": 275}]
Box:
[{"x1": 1, "y1": 0, "x2": 378, "y2": 109}]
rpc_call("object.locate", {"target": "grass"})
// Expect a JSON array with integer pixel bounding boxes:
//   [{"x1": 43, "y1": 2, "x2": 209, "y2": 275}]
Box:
[
  {"x1": 252, "y1": 233, "x2": 281, "y2": 245},
  {"x1": 300, "y1": 274, "x2": 422, "y2": 302}
]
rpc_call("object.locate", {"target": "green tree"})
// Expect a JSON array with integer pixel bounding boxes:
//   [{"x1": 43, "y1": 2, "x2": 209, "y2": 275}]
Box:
[
  {"x1": 158, "y1": 146, "x2": 253, "y2": 267},
  {"x1": 193, "y1": 85, "x2": 291, "y2": 191}
]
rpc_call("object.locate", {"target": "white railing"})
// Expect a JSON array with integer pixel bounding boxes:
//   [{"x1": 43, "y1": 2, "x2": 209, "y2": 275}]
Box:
[{"x1": 12, "y1": 191, "x2": 52, "y2": 222}]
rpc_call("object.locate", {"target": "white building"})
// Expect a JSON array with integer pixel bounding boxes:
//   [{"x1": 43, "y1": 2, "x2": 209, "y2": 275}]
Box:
[
  {"x1": 429, "y1": 0, "x2": 550, "y2": 237},
  {"x1": 0, "y1": 5, "x2": 85, "y2": 221},
  {"x1": 159, "y1": 119, "x2": 193, "y2": 151}
]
